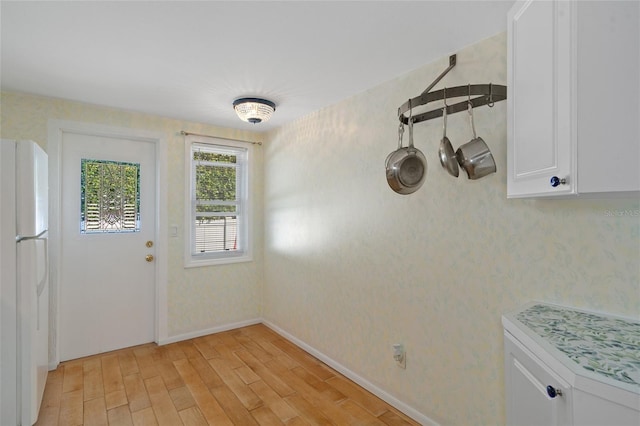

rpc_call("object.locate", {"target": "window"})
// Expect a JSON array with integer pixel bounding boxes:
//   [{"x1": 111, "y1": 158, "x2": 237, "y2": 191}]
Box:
[
  {"x1": 185, "y1": 137, "x2": 252, "y2": 266},
  {"x1": 80, "y1": 159, "x2": 140, "y2": 234}
]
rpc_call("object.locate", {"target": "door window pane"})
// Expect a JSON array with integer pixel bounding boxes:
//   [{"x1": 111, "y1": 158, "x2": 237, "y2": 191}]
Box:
[{"x1": 81, "y1": 159, "x2": 140, "y2": 233}]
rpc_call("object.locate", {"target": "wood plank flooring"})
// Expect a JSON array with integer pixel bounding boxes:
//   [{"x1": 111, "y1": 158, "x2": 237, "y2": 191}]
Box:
[{"x1": 36, "y1": 324, "x2": 420, "y2": 426}]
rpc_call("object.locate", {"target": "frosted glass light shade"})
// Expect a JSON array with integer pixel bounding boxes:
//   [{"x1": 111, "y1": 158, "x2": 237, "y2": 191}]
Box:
[{"x1": 233, "y1": 98, "x2": 276, "y2": 124}]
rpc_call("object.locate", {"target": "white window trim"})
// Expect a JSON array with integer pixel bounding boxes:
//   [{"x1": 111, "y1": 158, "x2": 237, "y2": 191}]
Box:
[{"x1": 184, "y1": 135, "x2": 253, "y2": 267}]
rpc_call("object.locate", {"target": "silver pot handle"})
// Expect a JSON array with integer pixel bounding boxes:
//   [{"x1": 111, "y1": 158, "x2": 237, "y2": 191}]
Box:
[
  {"x1": 443, "y1": 88, "x2": 448, "y2": 139},
  {"x1": 407, "y1": 99, "x2": 415, "y2": 148},
  {"x1": 408, "y1": 118, "x2": 415, "y2": 148},
  {"x1": 397, "y1": 122, "x2": 404, "y2": 149},
  {"x1": 468, "y1": 100, "x2": 477, "y2": 139}
]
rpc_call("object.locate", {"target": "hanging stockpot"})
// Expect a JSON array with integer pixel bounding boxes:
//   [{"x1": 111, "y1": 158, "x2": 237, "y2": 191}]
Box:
[
  {"x1": 455, "y1": 98, "x2": 496, "y2": 180},
  {"x1": 386, "y1": 100, "x2": 427, "y2": 194}
]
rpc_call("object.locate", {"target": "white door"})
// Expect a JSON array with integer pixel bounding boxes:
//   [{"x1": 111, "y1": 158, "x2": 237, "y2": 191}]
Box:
[{"x1": 59, "y1": 132, "x2": 156, "y2": 361}]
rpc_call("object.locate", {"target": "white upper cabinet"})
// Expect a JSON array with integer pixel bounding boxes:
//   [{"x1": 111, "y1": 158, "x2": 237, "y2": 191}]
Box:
[{"x1": 507, "y1": 0, "x2": 640, "y2": 198}]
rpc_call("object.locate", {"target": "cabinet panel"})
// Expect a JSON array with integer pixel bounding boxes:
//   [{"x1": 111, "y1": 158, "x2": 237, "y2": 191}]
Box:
[
  {"x1": 510, "y1": 0, "x2": 555, "y2": 174},
  {"x1": 504, "y1": 332, "x2": 572, "y2": 426}
]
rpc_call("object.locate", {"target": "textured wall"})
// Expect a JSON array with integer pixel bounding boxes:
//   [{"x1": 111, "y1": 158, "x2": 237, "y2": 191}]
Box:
[
  {"x1": 262, "y1": 32, "x2": 640, "y2": 425},
  {"x1": 0, "y1": 92, "x2": 264, "y2": 338}
]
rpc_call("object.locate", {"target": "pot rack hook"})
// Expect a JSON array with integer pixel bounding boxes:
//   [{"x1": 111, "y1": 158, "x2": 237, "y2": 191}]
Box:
[{"x1": 488, "y1": 83, "x2": 495, "y2": 107}]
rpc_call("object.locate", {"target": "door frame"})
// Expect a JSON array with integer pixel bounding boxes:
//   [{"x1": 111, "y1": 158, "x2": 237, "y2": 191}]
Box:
[{"x1": 47, "y1": 120, "x2": 168, "y2": 368}]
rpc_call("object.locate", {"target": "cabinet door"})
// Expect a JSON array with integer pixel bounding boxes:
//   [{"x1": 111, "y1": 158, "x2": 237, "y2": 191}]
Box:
[
  {"x1": 575, "y1": 0, "x2": 640, "y2": 195},
  {"x1": 507, "y1": 0, "x2": 575, "y2": 197},
  {"x1": 504, "y1": 332, "x2": 572, "y2": 426}
]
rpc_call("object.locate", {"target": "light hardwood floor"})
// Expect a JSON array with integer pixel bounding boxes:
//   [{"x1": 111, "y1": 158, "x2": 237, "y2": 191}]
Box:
[{"x1": 35, "y1": 324, "x2": 420, "y2": 426}]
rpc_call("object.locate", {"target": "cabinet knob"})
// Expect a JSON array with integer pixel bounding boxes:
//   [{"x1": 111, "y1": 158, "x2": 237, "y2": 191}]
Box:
[
  {"x1": 546, "y1": 385, "x2": 562, "y2": 398},
  {"x1": 550, "y1": 176, "x2": 567, "y2": 187}
]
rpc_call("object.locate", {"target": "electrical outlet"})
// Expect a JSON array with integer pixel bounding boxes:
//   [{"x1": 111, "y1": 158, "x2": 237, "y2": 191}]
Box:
[{"x1": 392, "y1": 344, "x2": 406, "y2": 369}]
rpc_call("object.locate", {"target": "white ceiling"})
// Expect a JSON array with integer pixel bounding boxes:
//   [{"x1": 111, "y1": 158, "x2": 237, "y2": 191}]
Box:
[{"x1": 1, "y1": 1, "x2": 515, "y2": 131}]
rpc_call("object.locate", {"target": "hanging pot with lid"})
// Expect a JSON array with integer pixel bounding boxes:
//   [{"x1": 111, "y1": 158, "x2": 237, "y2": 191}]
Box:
[{"x1": 386, "y1": 102, "x2": 427, "y2": 194}]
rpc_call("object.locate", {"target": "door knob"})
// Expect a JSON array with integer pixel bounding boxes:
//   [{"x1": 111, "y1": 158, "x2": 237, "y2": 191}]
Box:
[
  {"x1": 145, "y1": 254, "x2": 154, "y2": 262},
  {"x1": 146, "y1": 240, "x2": 154, "y2": 248}
]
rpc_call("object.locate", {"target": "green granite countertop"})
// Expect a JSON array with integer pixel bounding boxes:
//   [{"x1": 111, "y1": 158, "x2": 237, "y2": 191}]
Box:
[{"x1": 515, "y1": 304, "x2": 640, "y2": 389}]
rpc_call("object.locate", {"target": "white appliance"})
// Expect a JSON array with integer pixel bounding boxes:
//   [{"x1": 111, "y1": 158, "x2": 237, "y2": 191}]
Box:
[{"x1": 1, "y1": 139, "x2": 49, "y2": 426}]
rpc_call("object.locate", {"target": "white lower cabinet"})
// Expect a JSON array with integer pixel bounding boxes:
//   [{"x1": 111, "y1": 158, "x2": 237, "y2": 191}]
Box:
[
  {"x1": 503, "y1": 303, "x2": 640, "y2": 426},
  {"x1": 504, "y1": 332, "x2": 572, "y2": 426}
]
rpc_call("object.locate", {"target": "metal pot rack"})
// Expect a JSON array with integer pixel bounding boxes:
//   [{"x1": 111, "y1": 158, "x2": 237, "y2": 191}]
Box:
[{"x1": 398, "y1": 54, "x2": 507, "y2": 125}]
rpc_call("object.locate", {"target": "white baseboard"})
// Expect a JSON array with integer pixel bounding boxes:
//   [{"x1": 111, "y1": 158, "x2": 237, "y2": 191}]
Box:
[
  {"x1": 262, "y1": 319, "x2": 438, "y2": 426},
  {"x1": 48, "y1": 318, "x2": 262, "y2": 369},
  {"x1": 158, "y1": 317, "x2": 262, "y2": 345}
]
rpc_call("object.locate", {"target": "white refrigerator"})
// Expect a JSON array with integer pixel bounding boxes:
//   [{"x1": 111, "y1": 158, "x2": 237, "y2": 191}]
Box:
[{"x1": 1, "y1": 139, "x2": 49, "y2": 426}]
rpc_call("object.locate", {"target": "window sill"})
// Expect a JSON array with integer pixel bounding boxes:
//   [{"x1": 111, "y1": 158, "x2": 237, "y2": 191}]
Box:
[{"x1": 184, "y1": 253, "x2": 252, "y2": 268}]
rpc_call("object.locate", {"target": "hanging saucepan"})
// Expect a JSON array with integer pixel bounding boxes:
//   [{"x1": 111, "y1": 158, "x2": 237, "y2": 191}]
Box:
[
  {"x1": 438, "y1": 89, "x2": 459, "y2": 177},
  {"x1": 386, "y1": 101, "x2": 427, "y2": 194},
  {"x1": 455, "y1": 100, "x2": 496, "y2": 180}
]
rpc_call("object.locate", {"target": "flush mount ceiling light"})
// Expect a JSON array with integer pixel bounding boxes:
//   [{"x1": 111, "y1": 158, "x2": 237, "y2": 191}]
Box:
[{"x1": 233, "y1": 98, "x2": 276, "y2": 124}]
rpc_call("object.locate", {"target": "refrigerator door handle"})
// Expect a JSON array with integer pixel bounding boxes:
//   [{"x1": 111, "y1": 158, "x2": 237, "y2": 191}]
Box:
[
  {"x1": 36, "y1": 237, "x2": 48, "y2": 330},
  {"x1": 16, "y1": 228, "x2": 48, "y2": 243},
  {"x1": 17, "y1": 231, "x2": 49, "y2": 331},
  {"x1": 36, "y1": 238, "x2": 48, "y2": 298}
]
